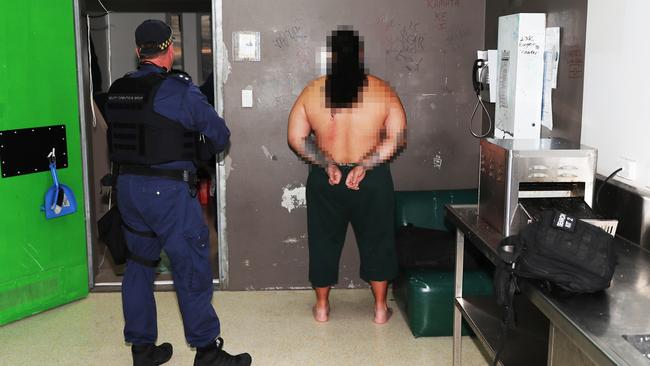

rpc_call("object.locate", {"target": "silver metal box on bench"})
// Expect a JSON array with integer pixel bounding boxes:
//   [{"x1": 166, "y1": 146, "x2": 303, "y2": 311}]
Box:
[{"x1": 478, "y1": 138, "x2": 599, "y2": 236}]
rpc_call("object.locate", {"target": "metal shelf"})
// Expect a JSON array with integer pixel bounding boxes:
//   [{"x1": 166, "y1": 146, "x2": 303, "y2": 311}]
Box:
[{"x1": 456, "y1": 295, "x2": 549, "y2": 366}]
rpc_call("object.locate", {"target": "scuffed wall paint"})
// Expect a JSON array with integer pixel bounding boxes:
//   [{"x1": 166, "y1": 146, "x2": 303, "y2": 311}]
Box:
[
  {"x1": 282, "y1": 233, "x2": 307, "y2": 249},
  {"x1": 433, "y1": 152, "x2": 443, "y2": 170},
  {"x1": 223, "y1": 155, "x2": 233, "y2": 181},
  {"x1": 281, "y1": 184, "x2": 307, "y2": 212},
  {"x1": 220, "y1": 40, "x2": 232, "y2": 85},
  {"x1": 261, "y1": 145, "x2": 278, "y2": 160}
]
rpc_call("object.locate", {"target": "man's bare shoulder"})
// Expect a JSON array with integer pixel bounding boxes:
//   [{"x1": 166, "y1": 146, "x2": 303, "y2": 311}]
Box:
[
  {"x1": 301, "y1": 76, "x2": 326, "y2": 96},
  {"x1": 366, "y1": 74, "x2": 386, "y2": 86},
  {"x1": 365, "y1": 75, "x2": 399, "y2": 100},
  {"x1": 293, "y1": 77, "x2": 323, "y2": 110}
]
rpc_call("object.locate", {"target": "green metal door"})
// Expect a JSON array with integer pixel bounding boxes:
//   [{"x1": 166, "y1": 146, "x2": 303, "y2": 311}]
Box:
[{"x1": 0, "y1": 1, "x2": 89, "y2": 325}]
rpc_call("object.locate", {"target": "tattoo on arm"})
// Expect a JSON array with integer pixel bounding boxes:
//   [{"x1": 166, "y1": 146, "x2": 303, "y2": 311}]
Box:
[
  {"x1": 360, "y1": 151, "x2": 381, "y2": 169},
  {"x1": 360, "y1": 129, "x2": 406, "y2": 169},
  {"x1": 303, "y1": 135, "x2": 331, "y2": 167},
  {"x1": 396, "y1": 129, "x2": 406, "y2": 146}
]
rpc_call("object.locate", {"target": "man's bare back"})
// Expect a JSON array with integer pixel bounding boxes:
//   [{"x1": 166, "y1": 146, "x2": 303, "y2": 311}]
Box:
[
  {"x1": 291, "y1": 74, "x2": 403, "y2": 164},
  {"x1": 288, "y1": 74, "x2": 406, "y2": 192}
]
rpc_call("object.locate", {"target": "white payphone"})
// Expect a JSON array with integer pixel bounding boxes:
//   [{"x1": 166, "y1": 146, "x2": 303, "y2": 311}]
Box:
[{"x1": 470, "y1": 13, "x2": 548, "y2": 140}]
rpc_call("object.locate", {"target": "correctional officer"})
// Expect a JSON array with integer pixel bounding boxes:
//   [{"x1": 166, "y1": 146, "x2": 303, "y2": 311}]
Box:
[{"x1": 105, "y1": 19, "x2": 251, "y2": 366}]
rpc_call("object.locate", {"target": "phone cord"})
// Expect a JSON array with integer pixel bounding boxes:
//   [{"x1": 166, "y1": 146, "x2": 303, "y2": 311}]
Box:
[{"x1": 469, "y1": 93, "x2": 493, "y2": 138}]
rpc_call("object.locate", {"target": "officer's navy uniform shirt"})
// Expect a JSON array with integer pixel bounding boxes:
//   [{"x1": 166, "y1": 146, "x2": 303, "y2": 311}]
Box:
[{"x1": 128, "y1": 63, "x2": 230, "y2": 171}]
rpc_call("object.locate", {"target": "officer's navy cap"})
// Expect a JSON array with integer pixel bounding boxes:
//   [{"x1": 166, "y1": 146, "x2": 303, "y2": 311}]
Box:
[{"x1": 135, "y1": 19, "x2": 174, "y2": 56}]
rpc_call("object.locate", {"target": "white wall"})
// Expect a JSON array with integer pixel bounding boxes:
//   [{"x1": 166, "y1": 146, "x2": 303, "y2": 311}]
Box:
[
  {"x1": 582, "y1": 0, "x2": 650, "y2": 190},
  {"x1": 181, "y1": 13, "x2": 199, "y2": 81},
  {"x1": 89, "y1": 14, "x2": 110, "y2": 91}
]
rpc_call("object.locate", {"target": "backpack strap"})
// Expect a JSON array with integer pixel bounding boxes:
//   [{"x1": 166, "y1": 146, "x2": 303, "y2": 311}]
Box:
[{"x1": 492, "y1": 236, "x2": 522, "y2": 366}]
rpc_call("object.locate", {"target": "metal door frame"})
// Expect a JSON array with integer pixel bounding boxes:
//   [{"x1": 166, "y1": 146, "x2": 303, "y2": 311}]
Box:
[
  {"x1": 211, "y1": 0, "x2": 229, "y2": 289},
  {"x1": 72, "y1": 0, "x2": 95, "y2": 289},
  {"x1": 73, "y1": 0, "x2": 229, "y2": 289}
]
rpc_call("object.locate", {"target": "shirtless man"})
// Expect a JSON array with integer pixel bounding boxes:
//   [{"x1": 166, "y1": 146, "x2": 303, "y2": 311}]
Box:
[{"x1": 287, "y1": 28, "x2": 407, "y2": 324}]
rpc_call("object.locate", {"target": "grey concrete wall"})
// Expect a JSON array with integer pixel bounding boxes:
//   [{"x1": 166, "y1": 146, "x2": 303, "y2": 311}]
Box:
[
  {"x1": 222, "y1": 0, "x2": 486, "y2": 290},
  {"x1": 484, "y1": 0, "x2": 588, "y2": 143}
]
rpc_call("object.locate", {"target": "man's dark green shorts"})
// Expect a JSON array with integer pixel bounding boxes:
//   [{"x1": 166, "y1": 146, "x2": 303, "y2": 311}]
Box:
[{"x1": 306, "y1": 164, "x2": 398, "y2": 287}]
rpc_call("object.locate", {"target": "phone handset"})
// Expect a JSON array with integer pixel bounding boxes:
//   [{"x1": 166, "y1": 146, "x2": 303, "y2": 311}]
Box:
[
  {"x1": 472, "y1": 59, "x2": 486, "y2": 95},
  {"x1": 469, "y1": 58, "x2": 492, "y2": 138}
]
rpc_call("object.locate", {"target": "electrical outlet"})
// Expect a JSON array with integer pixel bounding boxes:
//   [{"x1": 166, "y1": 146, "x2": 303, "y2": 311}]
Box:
[{"x1": 616, "y1": 157, "x2": 637, "y2": 181}]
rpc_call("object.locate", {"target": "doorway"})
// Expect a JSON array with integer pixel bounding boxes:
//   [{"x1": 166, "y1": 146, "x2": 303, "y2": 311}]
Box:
[{"x1": 78, "y1": 0, "x2": 223, "y2": 290}]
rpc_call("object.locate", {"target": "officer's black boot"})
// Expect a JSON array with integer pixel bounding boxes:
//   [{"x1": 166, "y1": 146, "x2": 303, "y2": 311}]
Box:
[
  {"x1": 132, "y1": 342, "x2": 173, "y2": 366},
  {"x1": 194, "y1": 338, "x2": 252, "y2": 366}
]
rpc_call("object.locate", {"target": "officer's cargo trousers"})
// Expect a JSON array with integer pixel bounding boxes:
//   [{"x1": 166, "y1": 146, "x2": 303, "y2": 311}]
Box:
[{"x1": 117, "y1": 174, "x2": 220, "y2": 347}]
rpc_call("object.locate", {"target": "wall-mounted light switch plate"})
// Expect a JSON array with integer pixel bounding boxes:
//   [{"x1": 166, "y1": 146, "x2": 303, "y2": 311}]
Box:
[{"x1": 242, "y1": 89, "x2": 253, "y2": 108}]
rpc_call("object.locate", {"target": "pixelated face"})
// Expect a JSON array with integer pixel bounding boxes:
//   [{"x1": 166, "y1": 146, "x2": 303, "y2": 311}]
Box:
[
  {"x1": 325, "y1": 26, "x2": 369, "y2": 109},
  {"x1": 326, "y1": 27, "x2": 364, "y2": 73}
]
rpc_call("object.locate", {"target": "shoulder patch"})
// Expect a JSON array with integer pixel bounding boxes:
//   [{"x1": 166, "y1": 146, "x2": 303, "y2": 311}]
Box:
[
  {"x1": 167, "y1": 73, "x2": 192, "y2": 86},
  {"x1": 169, "y1": 69, "x2": 192, "y2": 82}
]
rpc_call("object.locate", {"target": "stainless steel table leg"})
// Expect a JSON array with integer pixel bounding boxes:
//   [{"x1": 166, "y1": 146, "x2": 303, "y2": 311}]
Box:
[
  {"x1": 453, "y1": 228, "x2": 465, "y2": 366},
  {"x1": 548, "y1": 324, "x2": 556, "y2": 366}
]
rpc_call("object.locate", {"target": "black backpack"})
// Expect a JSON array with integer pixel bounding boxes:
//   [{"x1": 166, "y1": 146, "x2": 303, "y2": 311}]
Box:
[{"x1": 492, "y1": 209, "x2": 617, "y2": 365}]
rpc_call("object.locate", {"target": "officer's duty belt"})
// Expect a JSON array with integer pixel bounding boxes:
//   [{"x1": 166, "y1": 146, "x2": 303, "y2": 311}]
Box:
[{"x1": 119, "y1": 164, "x2": 198, "y2": 185}]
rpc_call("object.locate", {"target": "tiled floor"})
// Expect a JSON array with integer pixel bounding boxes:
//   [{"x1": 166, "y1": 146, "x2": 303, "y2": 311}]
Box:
[{"x1": 0, "y1": 289, "x2": 490, "y2": 366}]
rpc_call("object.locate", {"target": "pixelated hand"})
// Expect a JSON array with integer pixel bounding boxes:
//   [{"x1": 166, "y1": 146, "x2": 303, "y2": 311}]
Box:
[
  {"x1": 345, "y1": 166, "x2": 366, "y2": 190},
  {"x1": 326, "y1": 164, "x2": 342, "y2": 185}
]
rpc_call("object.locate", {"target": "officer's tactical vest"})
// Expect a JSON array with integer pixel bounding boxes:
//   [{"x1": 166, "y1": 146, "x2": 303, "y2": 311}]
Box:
[{"x1": 106, "y1": 73, "x2": 197, "y2": 165}]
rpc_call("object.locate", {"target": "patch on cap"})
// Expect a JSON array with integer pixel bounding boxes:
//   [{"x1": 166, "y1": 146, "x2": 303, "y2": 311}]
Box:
[{"x1": 135, "y1": 19, "x2": 173, "y2": 55}]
